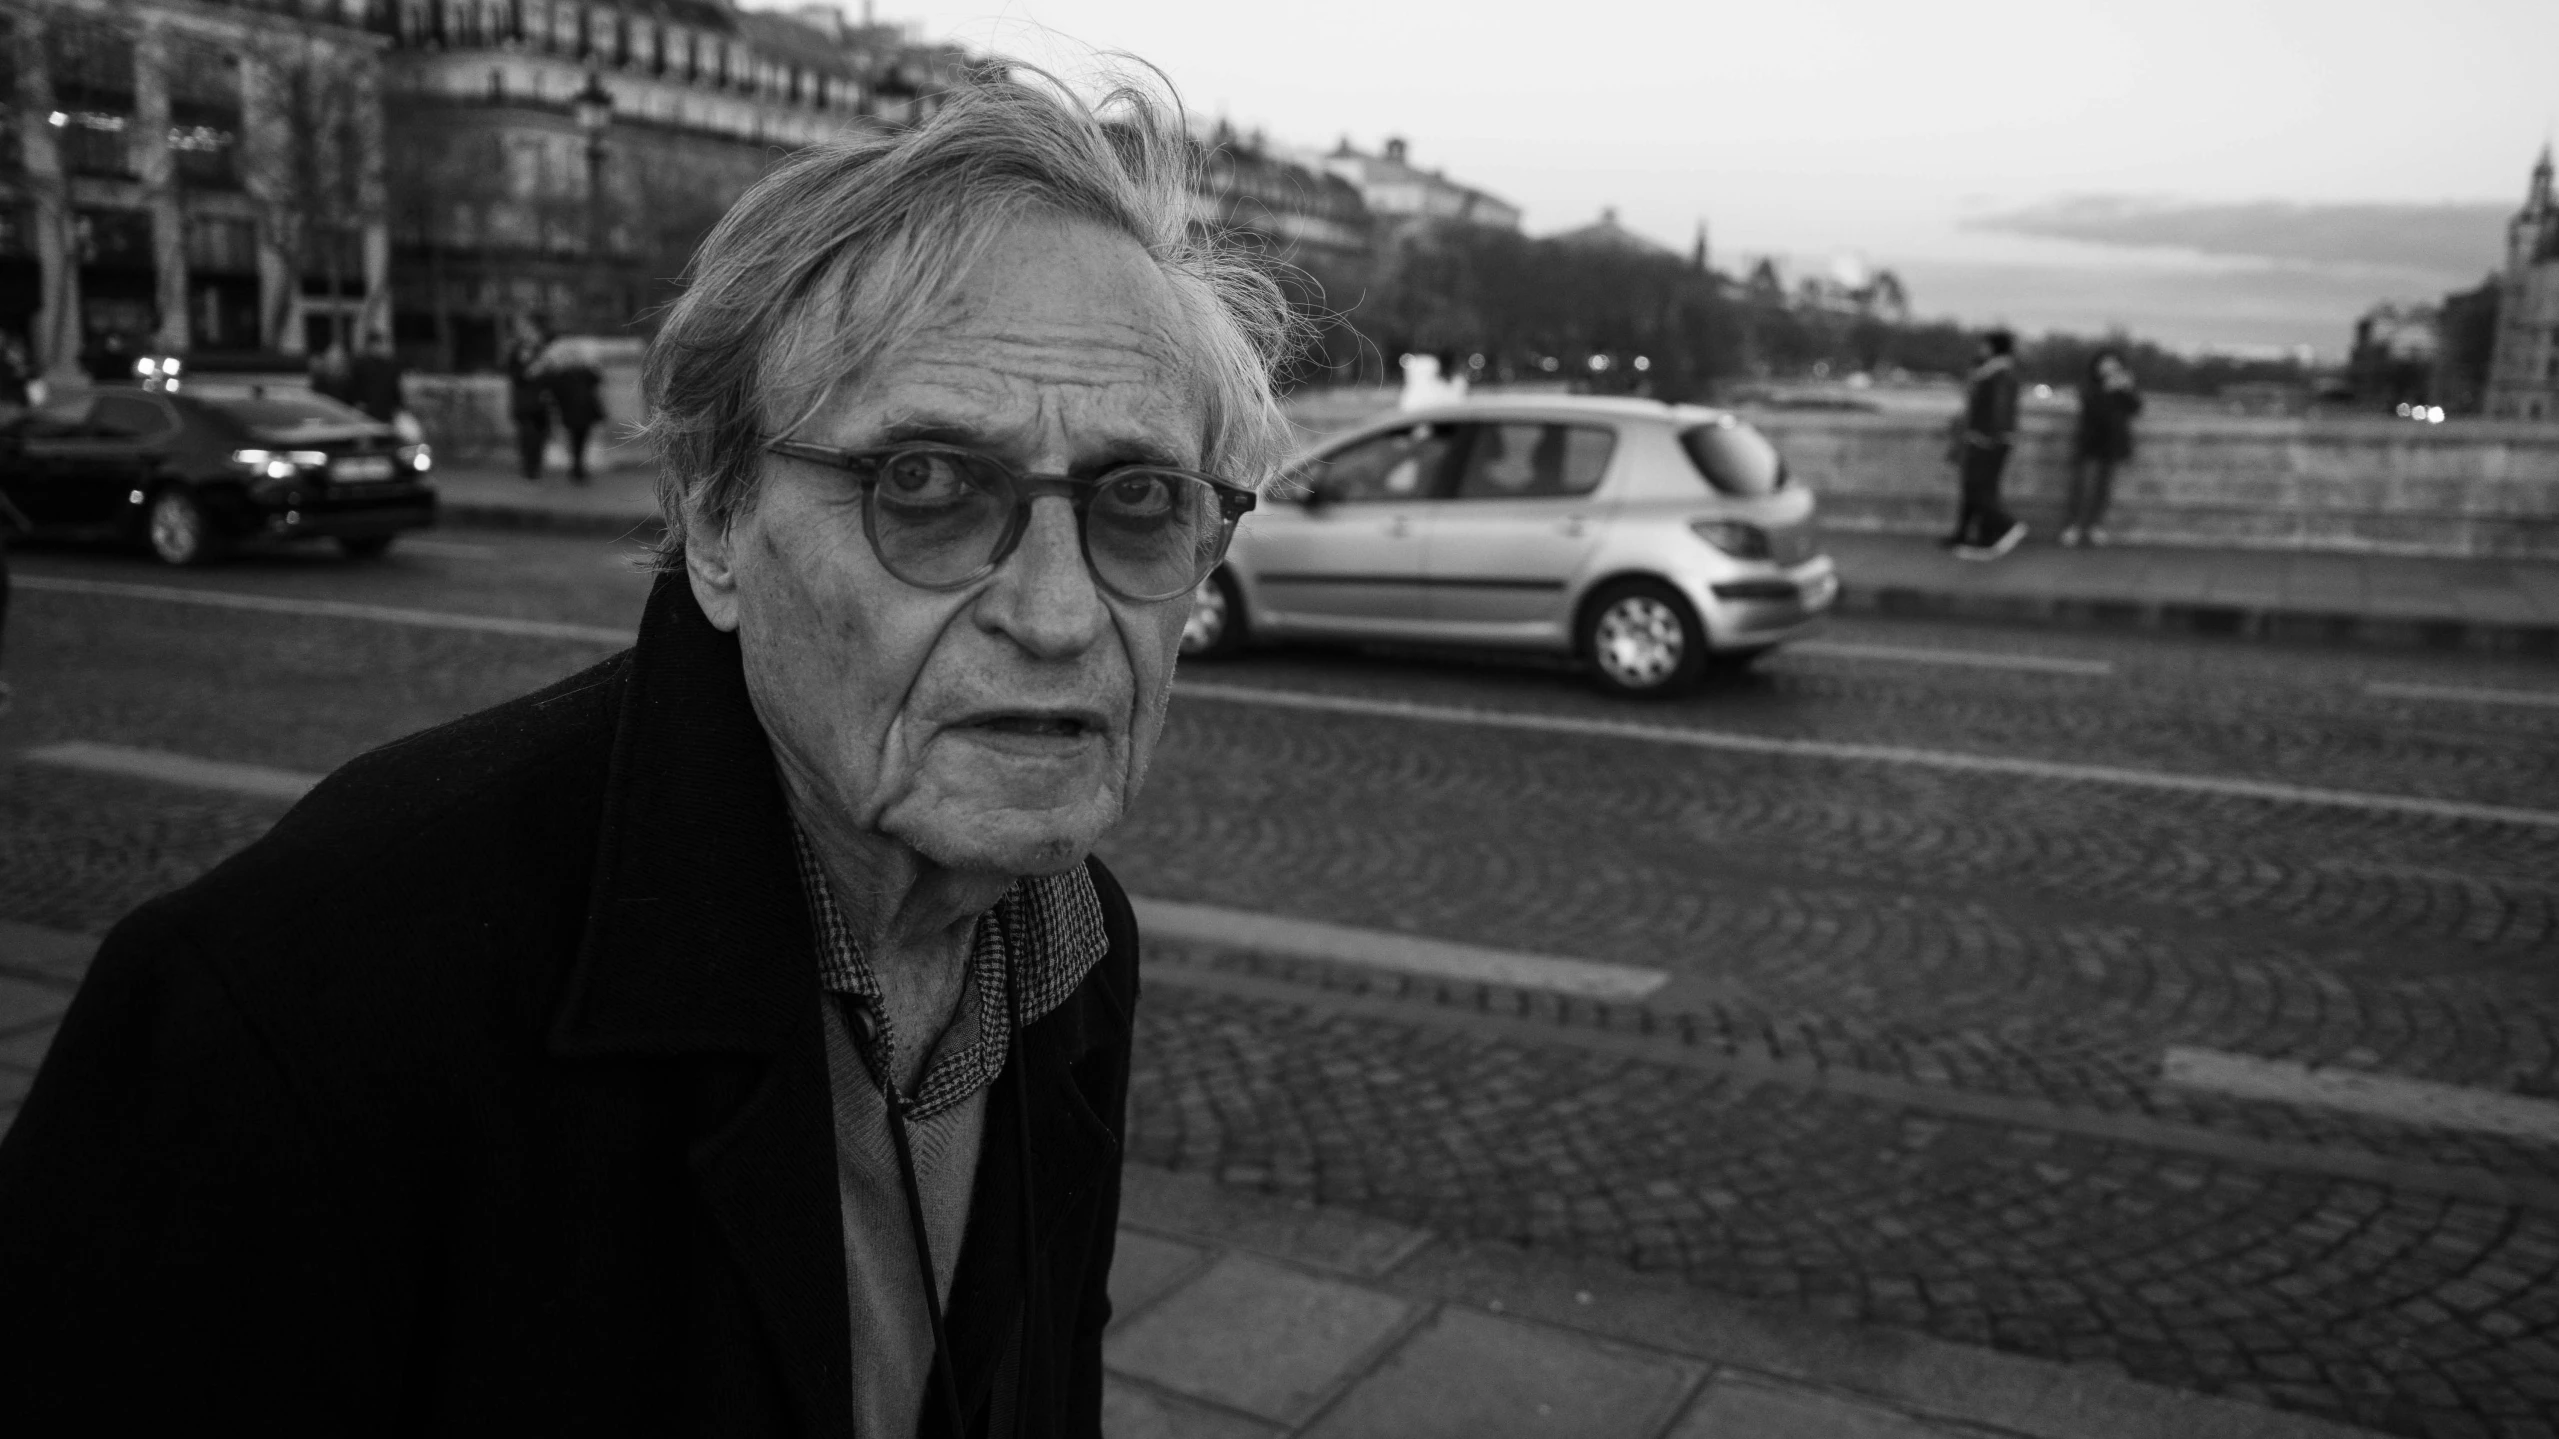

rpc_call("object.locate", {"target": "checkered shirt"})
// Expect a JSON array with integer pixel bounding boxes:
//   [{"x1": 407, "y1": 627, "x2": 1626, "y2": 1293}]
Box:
[{"x1": 791, "y1": 824, "x2": 1109, "y2": 1121}]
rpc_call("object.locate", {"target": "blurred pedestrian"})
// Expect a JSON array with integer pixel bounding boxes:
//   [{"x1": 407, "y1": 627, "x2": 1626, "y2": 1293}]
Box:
[
  {"x1": 504, "y1": 314, "x2": 555, "y2": 481},
  {"x1": 539, "y1": 332, "x2": 607, "y2": 483},
  {"x1": 347, "y1": 331, "x2": 407, "y2": 427},
  {"x1": 1946, "y1": 328, "x2": 2025, "y2": 560},
  {"x1": 0, "y1": 332, "x2": 30, "y2": 419},
  {"x1": 309, "y1": 336, "x2": 356, "y2": 405},
  {"x1": 2063, "y1": 349, "x2": 2142, "y2": 547}
]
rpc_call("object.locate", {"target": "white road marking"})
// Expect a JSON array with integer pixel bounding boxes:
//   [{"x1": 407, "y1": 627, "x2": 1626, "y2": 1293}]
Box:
[
  {"x1": 1135, "y1": 897, "x2": 1668, "y2": 1001},
  {"x1": 1787, "y1": 639, "x2": 2115, "y2": 677},
  {"x1": 21, "y1": 742, "x2": 320, "y2": 802},
  {"x1": 2365, "y1": 680, "x2": 2559, "y2": 710},
  {"x1": 2160, "y1": 1046, "x2": 2559, "y2": 1145},
  {"x1": 396, "y1": 538, "x2": 502, "y2": 561},
  {"x1": 15, "y1": 575, "x2": 629, "y2": 645},
  {"x1": 1174, "y1": 682, "x2": 2559, "y2": 831},
  {"x1": 9, "y1": 742, "x2": 1674, "y2": 1002}
]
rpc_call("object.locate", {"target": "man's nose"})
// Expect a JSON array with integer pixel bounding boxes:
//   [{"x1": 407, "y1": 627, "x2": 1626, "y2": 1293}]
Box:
[{"x1": 976, "y1": 495, "x2": 1109, "y2": 657}]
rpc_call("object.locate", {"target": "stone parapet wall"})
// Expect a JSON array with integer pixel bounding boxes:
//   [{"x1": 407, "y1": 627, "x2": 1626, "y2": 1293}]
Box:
[
  {"x1": 1744, "y1": 409, "x2": 2559, "y2": 559},
  {"x1": 406, "y1": 346, "x2": 649, "y2": 474}
]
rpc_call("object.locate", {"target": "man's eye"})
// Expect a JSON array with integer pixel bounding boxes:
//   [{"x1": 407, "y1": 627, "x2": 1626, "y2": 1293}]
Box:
[
  {"x1": 877, "y1": 452, "x2": 974, "y2": 502},
  {"x1": 1097, "y1": 474, "x2": 1176, "y2": 518}
]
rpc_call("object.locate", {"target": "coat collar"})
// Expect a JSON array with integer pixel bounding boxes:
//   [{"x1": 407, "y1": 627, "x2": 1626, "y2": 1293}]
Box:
[{"x1": 551, "y1": 570, "x2": 813, "y2": 1058}]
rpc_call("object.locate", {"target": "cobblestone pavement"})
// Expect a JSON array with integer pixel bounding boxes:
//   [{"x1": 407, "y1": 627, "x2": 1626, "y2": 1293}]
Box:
[{"x1": 5, "y1": 540, "x2": 2559, "y2": 1435}]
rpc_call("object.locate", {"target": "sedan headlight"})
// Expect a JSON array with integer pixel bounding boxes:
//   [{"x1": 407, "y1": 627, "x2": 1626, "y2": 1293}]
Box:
[
  {"x1": 1689, "y1": 519, "x2": 1772, "y2": 560},
  {"x1": 396, "y1": 442, "x2": 433, "y2": 473},
  {"x1": 231, "y1": 448, "x2": 295, "y2": 481}
]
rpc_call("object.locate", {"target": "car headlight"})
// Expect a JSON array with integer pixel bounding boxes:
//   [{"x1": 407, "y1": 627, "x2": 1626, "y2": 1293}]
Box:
[
  {"x1": 231, "y1": 448, "x2": 296, "y2": 481},
  {"x1": 1689, "y1": 519, "x2": 1772, "y2": 560},
  {"x1": 397, "y1": 442, "x2": 433, "y2": 473}
]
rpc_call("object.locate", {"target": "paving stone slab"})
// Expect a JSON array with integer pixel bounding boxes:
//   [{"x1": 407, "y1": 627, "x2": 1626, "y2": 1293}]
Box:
[
  {"x1": 1102, "y1": 1376, "x2": 1285, "y2": 1439},
  {"x1": 1105, "y1": 1254, "x2": 1415, "y2": 1425},
  {"x1": 1121, "y1": 1163, "x2": 1431, "y2": 1278},
  {"x1": 1302, "y1": 1305, "x2": 1699, "y2": 1439},
  {"x1": 1668, "y1": 1376, "x2": 1988, "y2": 1438},
  {"x1": 1380, "y1": 1236, "x2": 2384, "y2": 1439},
  {"x1": 1111, "y1": 1230, "x2": 1213, "y2": 1326}
]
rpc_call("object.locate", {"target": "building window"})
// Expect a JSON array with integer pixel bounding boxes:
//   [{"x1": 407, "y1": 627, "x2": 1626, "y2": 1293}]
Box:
[
  {"x1": 73, "y1": 207, "x2": 154, "y2": 268},
  {"x1": 185, "y1": 215, "x2": 258, "y2": 274}
]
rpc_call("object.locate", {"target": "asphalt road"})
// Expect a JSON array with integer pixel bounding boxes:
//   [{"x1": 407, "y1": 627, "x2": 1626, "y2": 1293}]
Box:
[{"x1": 3, "y1": 528, "x2": 2557, "y2": 1437}]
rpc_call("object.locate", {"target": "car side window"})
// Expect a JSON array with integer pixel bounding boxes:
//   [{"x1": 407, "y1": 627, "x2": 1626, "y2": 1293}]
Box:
[
  {"x1": 88, "y1": 394, "x2": 176, "y2": 440},
  {"x1": 1308, "y1": 424, "x2": 1463, "y2": 504},
  {"x1": 1453, "y1": 423, "x2": 1615, "y2": 500}
]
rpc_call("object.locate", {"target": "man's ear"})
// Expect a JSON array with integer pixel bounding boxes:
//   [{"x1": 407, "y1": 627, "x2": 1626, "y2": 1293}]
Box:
[{"x1": 682, "y1": 498, "x2": 744, "y2": 633}]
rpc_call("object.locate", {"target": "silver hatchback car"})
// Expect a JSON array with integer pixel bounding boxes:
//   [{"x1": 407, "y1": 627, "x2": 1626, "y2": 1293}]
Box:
[{"x1": 1183, "y1": 396, "x2": 1838, "y2": 695}]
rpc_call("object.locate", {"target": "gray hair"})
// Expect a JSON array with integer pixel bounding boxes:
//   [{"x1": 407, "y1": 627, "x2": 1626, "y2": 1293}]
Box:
[{"x1": 640, "y1": 69, "x2": 1301, "y2": 571}]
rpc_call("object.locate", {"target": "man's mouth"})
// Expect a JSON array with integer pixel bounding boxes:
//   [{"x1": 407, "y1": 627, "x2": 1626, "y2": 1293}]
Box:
[{"x1": 962, "y1": 712, "x2": 1103, "y2": 739}]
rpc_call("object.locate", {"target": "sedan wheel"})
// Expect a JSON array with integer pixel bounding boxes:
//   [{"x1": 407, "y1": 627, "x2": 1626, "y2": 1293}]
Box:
[
  {"x1": 1582, "y1": 580, "x2": 1706, "y2": 697},
  {"x1": 146, "y1": 488, "x2": 216, "y2": 567},
  {"x1": 1180, "y1": 568, "x2": 1248, "y2": 660}
]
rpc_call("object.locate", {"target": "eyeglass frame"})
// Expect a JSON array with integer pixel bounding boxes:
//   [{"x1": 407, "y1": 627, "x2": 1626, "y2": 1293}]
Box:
[{"x1": 763, "y1": 438, "x2": 1260, "y2": 603}]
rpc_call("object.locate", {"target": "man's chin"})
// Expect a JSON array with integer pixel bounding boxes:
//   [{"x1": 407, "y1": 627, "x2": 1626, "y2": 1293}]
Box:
[{"x1": 883, "y1": 800, "x2": 1117, "y2": 879}]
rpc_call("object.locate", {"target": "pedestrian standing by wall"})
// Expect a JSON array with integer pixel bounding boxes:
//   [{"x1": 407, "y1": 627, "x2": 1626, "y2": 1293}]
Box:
[
  {"x1": 540, "y1": 332, "x2": 608, "y2": 484},
  {"x1": 504, "y1": 315, "x2": 556, "y2": 482},
  {"x1": 347, "y1": 331, "x2": 407, "y2": 427},
  {"x1": 1946, "y1": 328, "x2": 2026, "y2": 560},
  {"x1": 2063, "y1": 349, "x2": 2143, "y2": 547}
]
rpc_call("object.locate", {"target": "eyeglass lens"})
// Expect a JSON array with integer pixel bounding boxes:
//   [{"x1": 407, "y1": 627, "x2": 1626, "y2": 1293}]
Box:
[{"x1": 868, "y1": 449, "x2": 1227, "y2": 600}]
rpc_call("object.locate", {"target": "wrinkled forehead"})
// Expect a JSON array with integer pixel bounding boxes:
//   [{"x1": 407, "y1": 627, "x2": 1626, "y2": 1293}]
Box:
[{"x1": 786, "y1": 217, "x2": 1219, "y2": 470}]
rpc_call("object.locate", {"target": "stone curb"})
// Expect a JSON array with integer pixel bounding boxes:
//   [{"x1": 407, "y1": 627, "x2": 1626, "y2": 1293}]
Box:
[
  {"x1": 1838, "y1": 579, "x2": 2559, "y2": 657},
  {"x1": 1119, "y1": 1163, "x2": 2385, "y2": 1439},
  {"x1": 438, "y1": 499, "x2": 665, "y2": 542}
]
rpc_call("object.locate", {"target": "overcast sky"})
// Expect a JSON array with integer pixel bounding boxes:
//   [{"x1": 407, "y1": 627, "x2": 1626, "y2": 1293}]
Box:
[{"x1": 779, "y1": 0, "x2": 2558, "y2": 349}]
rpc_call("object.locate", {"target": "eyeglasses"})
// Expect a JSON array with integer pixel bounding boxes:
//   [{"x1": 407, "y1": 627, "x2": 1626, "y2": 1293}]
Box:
[{"x1": 764, "y1": 439, "x2": 1258, "y2": 604}]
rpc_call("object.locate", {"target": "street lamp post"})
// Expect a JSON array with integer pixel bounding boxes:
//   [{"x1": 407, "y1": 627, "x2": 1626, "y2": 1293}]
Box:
[{"x1": 572, "y1": 68, "x2": 614, "y2": 331}]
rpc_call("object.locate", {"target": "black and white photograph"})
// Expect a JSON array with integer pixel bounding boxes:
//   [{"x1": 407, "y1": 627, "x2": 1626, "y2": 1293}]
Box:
[{"x1": 0, "y1": 1, "x2": 2554, "y2": 1435}]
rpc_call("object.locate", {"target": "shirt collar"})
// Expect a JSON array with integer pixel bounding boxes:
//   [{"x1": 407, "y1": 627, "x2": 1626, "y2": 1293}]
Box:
[{"x1": 790, "y1": 823, "x2": 1108, "y2": 1120}]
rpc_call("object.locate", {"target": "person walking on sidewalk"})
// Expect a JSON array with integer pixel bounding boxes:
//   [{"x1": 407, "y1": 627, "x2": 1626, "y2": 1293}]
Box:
[
  {"x1": 1945, "y1": 329, "x2": 2025, "y2": 560},
  {"x1": 0, "y1": 74, "x2": 1284, "y2": 1439},
  {"x1": 504, "y1": 314, "x2": 556, "y2": 481},
  {"x1": 540, "y1": 332, "x2": 608, "y2": 484},
  {"x1": 2063, "y1": 348, "x2": 2142, "y2": 547}
]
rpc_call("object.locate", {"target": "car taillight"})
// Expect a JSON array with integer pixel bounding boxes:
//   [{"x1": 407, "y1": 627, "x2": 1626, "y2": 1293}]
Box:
[{"x1": 1689, "y1": 519, "x2": 1772, "y2": 560}]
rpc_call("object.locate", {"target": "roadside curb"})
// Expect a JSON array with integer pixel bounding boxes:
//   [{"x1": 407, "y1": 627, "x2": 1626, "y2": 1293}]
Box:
[
  {"x1": 439, "y1": 500, "x2": 663, "y2": 542},
  {"x1": 1837, "y1": 580, "x2": 2559, "y2": 657}
]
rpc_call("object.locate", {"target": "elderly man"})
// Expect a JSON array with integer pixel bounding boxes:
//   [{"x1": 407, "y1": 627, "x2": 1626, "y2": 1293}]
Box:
[{"x1": 0, "y1": 79, "x2": 1289, "y2": 1436}]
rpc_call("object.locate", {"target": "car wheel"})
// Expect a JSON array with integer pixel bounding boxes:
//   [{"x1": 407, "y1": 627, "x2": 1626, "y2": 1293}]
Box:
[
  {"x1": 338, "y1": 535, "x2": 396, "y2": 559},
  {"x1": 145, "y1": 488, "x2": 218, "y2": 567},
  {"x1": 1180, "y1": 567, "x2": 1249, "y2": 660},
  {"x1": 1580, "y1": 579, "x2": 1706, "y2": 698}
]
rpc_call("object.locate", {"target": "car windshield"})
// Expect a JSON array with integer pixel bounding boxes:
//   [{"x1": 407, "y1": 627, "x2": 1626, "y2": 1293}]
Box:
[
  {"x1": 202, "y1": 392, "x2": 377, "y2": 431},
  {"x1": 1678, "y1": 418, "x2": 1787, "y2": 497}
]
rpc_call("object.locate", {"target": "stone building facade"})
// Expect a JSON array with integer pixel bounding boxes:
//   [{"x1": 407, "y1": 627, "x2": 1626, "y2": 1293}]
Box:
[
  {"x1": 378, "y1": 0, "x2": 970, "y2": 368},
  {"x1": 2485, "y1": 145, "x2": 2559, "y2": 421},
  {"x1": 1, "y1": 0, "x2": 391, "y2": 380}
]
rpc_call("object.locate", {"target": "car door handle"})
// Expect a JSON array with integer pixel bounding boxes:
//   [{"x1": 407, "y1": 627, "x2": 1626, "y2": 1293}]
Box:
[
  {"x1": 1387, "y1": 516, "x2": 1410, "y2": 537},
  {"x1": 1559, "y1": 516, "x2": 1586, "y2": 537}
]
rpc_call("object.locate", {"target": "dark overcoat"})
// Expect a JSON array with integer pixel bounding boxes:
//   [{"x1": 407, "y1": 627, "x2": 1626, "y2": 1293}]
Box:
[{"x1": 0, "y1": 572, "x2": 1138, "y2": 1437}]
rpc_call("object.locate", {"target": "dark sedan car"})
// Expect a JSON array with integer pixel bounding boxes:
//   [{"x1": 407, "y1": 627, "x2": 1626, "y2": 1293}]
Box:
[{"x1": 0, "y1": 384, "x2": 437, "y2": 565}]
